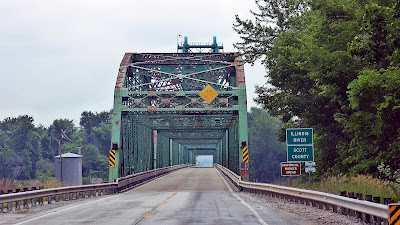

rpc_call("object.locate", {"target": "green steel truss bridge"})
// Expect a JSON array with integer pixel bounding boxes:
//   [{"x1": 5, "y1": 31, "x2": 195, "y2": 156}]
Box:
[{"x1": 109, "y1": 37, "x2": 249, "y2": 182}]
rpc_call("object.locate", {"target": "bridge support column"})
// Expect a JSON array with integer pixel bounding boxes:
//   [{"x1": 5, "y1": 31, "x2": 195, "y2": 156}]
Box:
[
  {"x1": 153, "y1": 130, "x2": 157, "y2": 169},
  {"x1": 169, "y1": 139, "x2": 173, "y2": 166},
  {"x1": 109, "y1": 74, "x2": 126, "y2": 183},
  {"x1": 218, "y1": 139, "x2": 222, "y2": 165},
  {"x1": 225, "y1": 130, "x2": 228, "y2": 167},
  {"x1": 185, "y1": 147, "x2": 189, "y2": 164},
  {"x1": 178, "y1": 144, "x2": 181, "y2": 164},
  {"x1": 238, "y1": 86, "x2": 249, "y2": 181}
]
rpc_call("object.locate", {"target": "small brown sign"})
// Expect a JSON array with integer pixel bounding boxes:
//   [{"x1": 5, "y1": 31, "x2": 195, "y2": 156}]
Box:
[{"x1": 281, "y1": 162, "x2": 301, "y2": 176}]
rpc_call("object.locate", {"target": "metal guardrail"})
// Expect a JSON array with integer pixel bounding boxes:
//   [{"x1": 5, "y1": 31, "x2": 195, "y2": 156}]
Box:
[
  {"x1": 215, "y1": 163, "x2": 241, "y2": 189},
  {"x1": 215, "y1": 164, "x2": 389, "y2": 224},
  {"x1": 117, "y1": 164, "x2": 188, "y2": 192},
  {"x1": 0, "y1": 164, "x2": 188, "y2": 212}
]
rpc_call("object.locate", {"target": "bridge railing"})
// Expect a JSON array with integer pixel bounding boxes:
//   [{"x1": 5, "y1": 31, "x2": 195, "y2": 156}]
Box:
[
  {"x1": 0, "y1": 164, "x2": 188, "y2": 212},
  {"x1": 215, "y1": 164, "x2": 388, "y2": 224},
  {"x1": 215, "y1": 163, "x2": 241, "y2": 189},
  {"x1": 117, "y1": 164, "x2": 188, "y2": 192}
]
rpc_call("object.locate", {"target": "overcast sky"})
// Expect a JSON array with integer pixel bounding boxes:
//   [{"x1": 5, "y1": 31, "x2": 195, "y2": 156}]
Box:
[{"x1": 0, "y1": 0, "x2": 267, "y2": 127}]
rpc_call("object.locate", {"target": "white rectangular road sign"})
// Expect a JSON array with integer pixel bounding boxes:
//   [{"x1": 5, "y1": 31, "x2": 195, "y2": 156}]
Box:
[
  {"x1": 305, "y1": 161, "x2": 316, "y2": 167},
  {"x1": 305, "y1": 167, "x2": 316, "y2": 173},
  {"x1": 305, "y1": 161, "x2": 316, "y2": 173}
]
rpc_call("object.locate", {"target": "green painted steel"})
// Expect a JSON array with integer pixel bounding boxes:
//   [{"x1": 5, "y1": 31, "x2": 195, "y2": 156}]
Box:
[
  {"x1": 109, "y1": 39, "x2": 248, "y2": 182},
  {"x1": 157, "y1": 134, "x2": 170, "y2": 168},
  {"x1": 228, "y1": 121, "x2": 240, "y2": 174},
  {"x1": 178, "y1": 36, "x2": 223, "y2": 53}
]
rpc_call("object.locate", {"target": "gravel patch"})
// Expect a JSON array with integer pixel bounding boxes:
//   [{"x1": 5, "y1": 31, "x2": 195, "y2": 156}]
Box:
[{"x1": 238, "y1": 192, "x2": 366, "y2": 225}]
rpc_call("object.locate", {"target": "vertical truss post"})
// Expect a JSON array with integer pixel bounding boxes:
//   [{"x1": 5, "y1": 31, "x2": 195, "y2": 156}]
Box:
[
  {"x1": 221, "y1": 139, "x2": 223, "y2": 165},
  {"x1": 192, "y1": 151, "x2": 195, "y2": 164},
  {"x1": 153, "y1": 130, "x2": 157, "y2": 169},
  {"x1": 109, "y1": 67, "x2": 126, "y2": 183},
  {"x1": 236, "y1": 54, "x2": 249, "y2": 181},
  {"x1": 185, "y1": 147, "x2": 189, "y2": 164},
  {"x1": 219, "y1": 139, "x2": 222, "y2": 165},
  {"x1": 225, "y1": 130, "x2": 229, "y2": 167},
  {"x1": 217, "y1": 141, "x2": 220, "y2": 165},
  {"x1": 214, "y1": 149, "x2": 217, "y2": 164},
  {"x1": 182, "y1": 146, "x2": 185, "y2": 164},
  {"x1": 178, "y1": 144, "x2": 182, "y2": 164},
  {"x1": 169, "y1": 139, "x2": 173, "y2": 166},
  {"x1": 239, "y1": 86, "x2": 249, "y2": 181}
]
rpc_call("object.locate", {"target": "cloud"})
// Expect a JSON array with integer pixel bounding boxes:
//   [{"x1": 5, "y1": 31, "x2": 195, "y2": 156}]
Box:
[{"x1": 0, "y1": 0, "x2": 265, "y2": 126}]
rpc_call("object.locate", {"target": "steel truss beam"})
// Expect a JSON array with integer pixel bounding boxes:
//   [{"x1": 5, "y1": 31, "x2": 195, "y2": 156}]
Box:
[{"x1": 109, "y1": 51, "x2": 248, "y2": 182}]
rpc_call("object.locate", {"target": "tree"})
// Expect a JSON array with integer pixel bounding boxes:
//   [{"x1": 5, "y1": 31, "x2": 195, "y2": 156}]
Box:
[
  {"x1": 235, "y1": 0, "x2": 400, "y2": 177},
  {"x1": 340, "y1": 68, "x2": 400, "y2": 175},
  {"x1": 349, "y1": 2, "x2": 400, "y2": 70},
  {"x1": 235, "y1": 0, "x2": 363, "y2": 174},
  {"x1": 81, "y1": 144, "x2": 108, "y2": 177},
  {"x1": 233, "y1": 0, "x2": 308, "y2": 64},
  {"x1": 0, "y1": 116, "x2": 42, "y2": 179},
  {"x1": 248, "y1": 108, "x2": 286, "y2": 182},
  {"x1": 336, "y1": 1, "x2": 400, "y2": 175},
  {"x1": 0, "y1": 109, "x2": 112, "y2": 181},
  {"x1": 79, "y1": 110, "x2": 112, "y2": 153},
  {"x1": 89, "y1": 123, "x2": 112, "y2": 155},
  {"x1": 0, "y1": 147, "x2": 16, "y2": 179},
  {"x1": 80, "y1": 110, "x2": 112, "y2": 131}
]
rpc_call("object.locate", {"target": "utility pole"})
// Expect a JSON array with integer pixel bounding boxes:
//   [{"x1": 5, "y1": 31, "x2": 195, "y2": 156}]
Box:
[{"x1": 58, "y1": 129, "x2": 71, "y2": 185}]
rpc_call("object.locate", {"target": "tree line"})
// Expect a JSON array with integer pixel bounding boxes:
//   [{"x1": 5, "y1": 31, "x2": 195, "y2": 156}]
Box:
[
  {"x1": 0, "y1": 111, "x2": 112, "y2": 181},
  {"x1": 0, "y1": 107, "x2": 285, "y2": 183},
  {"x1": 234, "y1": 0, "x2": 400, "y2": 179}
]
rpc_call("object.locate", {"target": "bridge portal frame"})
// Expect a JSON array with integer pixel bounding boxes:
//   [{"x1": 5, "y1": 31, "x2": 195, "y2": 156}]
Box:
[{"x1": 109, "y1": 51, "x2": 248, "y2": 182}]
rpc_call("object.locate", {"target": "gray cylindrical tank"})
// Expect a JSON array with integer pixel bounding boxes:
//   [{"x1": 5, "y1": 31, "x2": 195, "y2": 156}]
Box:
[{"x1": 54, "y1": 153, "x2": 82, "y2": 186}]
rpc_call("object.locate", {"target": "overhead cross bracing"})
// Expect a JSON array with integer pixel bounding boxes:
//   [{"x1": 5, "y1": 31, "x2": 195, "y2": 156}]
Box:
[{"x1": 109, "y1": 48, "x2": 248, "y2": 182}]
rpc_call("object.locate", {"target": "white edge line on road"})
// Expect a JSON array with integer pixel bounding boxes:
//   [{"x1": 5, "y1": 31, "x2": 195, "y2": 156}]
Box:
[
  {"x1": 14, "y1": 170, "x2": 185, "y2": 225},
  {"x1": 14, "y1": 194, "x2": 118, "y2": 225},
  {"x1": 215, "y1": 167, "x2": 269, "y2": 225}
]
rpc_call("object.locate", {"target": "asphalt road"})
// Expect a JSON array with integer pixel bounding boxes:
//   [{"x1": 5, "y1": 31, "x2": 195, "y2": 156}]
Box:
[{"x1": 4, "y1": 167, "x2": 320, "y2": 225}]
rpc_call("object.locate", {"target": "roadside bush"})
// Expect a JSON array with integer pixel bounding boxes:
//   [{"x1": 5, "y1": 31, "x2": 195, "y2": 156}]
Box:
[{"x1": 294, "y1": 174, "x2": 400, "y2": 203}]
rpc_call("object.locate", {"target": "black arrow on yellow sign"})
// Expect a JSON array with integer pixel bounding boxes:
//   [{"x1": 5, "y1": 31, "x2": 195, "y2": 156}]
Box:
[
  {"x1": 390, "y1": 204, "x2": 400, "y2": 225},
  {"x1": 242, "y1": 146, "x2": 249, "y2": 163},
  {"x1": 110, "y1": 150, "x2": 116, "y2": 167}
]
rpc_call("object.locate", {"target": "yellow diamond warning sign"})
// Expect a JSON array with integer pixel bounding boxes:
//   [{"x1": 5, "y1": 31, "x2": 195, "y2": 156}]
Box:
[{"x1": 199, "y1": 85, "x2": 218, "y2": 104}]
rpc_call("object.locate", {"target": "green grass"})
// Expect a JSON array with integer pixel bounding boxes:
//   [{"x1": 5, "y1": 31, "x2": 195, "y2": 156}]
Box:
[
  {"x1": 293, "y1": 174, "x2": 400, "y2": 203},
  {"x1": 0, "y1": 178, "x2": 62, "y2": 193},
  {"x1": 12, "y1": 210, "x2": 29, "y2": 214}
]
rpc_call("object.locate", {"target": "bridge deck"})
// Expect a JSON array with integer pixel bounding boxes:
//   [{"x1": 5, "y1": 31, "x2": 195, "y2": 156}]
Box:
[
  {"x1": 8, "y1": 168, "x2": 347, "y2": 225},
  {"x1": 134, "y1": 167, "x2": 229, "y2": 193}
]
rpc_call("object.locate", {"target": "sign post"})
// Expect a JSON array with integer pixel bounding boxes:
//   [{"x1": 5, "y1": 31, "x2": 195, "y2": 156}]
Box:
[{"x1": 305, "y1": 161, "x2": 316, "y2": 189}]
